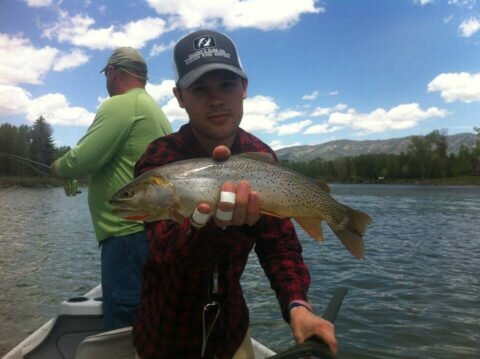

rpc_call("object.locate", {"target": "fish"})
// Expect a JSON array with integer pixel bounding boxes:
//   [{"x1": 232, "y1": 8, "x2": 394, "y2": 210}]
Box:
[{"x1": 109, "y1": 153, "x2": 372, "y2": 259}]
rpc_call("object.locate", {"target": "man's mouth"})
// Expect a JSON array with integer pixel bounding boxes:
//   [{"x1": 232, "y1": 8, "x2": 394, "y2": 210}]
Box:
[{"x1": 208, "y1": 112, "x2": 230, "y2": 124}]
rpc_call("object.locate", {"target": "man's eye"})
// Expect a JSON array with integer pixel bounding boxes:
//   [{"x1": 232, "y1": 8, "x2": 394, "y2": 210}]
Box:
[{"x1": 192, "y1": 86, "x2": 207, "y2": 93}]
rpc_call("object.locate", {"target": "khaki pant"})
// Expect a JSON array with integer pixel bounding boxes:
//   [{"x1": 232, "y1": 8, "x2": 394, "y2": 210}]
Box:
[{"x1": 135, "y1": 329, "x2": 254, "y2": 359}]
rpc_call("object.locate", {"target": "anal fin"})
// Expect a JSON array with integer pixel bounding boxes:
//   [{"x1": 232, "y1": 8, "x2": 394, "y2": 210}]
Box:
[{"x1": 295, "y1": 217, "x2": 324, "y2": 241}]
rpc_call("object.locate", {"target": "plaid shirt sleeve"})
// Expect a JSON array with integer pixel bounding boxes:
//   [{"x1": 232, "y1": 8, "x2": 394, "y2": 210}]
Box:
[{"x1": 233, "y1": 128, "x2": 311, "y2": 322}]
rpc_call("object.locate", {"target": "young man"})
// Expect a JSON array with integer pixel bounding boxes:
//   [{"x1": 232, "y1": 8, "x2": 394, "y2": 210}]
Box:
[
  {"x1": 133, "y1": 30, "x2": 337, "y2": 358},
  {"x1": 51, "y1": 47, "x2": 172, "y2": 329}
]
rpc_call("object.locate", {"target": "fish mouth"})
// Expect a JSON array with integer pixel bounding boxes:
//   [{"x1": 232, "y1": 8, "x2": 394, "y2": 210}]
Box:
[{"x1": 111, "y1": 207, "x2": 149, "y2": 221}]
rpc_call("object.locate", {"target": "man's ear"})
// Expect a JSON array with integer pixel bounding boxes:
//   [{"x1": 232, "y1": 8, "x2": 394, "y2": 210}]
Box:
[
  {"x1": 173, "y1": 87, "x2": 185, "y2": 108},
  {"x1": 242, "y1": 79, "x2": 248, "y2": 99}
]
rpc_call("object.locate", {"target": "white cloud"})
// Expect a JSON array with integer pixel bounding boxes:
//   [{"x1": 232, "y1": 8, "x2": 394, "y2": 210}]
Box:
[
  {"x1": 327, "y1": 103, "x2": 448, "y2": 133},
  {"x1": 43, "y1": 13, "x2": 167, "y2": 50},
  {"x1": 276, "y1": 110, "x2": 303, "y2": 121},
  {"x1": 242, "y1": 95, "x2": 279, "y2": 132},
  {"x1": 459, "y1": 17, "x2": 480, "y2": 37},
  {"x1": 150, "y1": 41, "x2": 176, "y2": 57},
  {"x1": 269, "y1": 140, "x2": 302, "y2": 151},
  {"x1": 311, "y1": 103, "x2": 347, "y2": 117},
  {"x1": 145, "y1": 79, "x2": 188, "y2": 124},
  {"x1": 161, "y1": 97, "x2": 188, "y2": 124},
  {"x1": 277, "y1": 120, "x2": 312, "y2": 135},
  {"x1": 146, "y1": 0, "x2": 323, "y2": 30},
  {"x1": 0, "y1": 35, "x2": 92, "y2": 85},
  {"x1": 0, "y1": 83, "x2": 96, "y2": 126},
  {"x1": 0, "y1": 85, "x2": 32, "y2": 116},
  {"x1": 428, "y1": 72, "x2": 480, "y2": 102},
  {"x1": 414, "y1": 0, "x2": 434, "y2": 5},
  {"x1": 24, "y1": 0, "x2": 53, "y2": 7},
  {"x1": 302, "y1": 90, "x2": 319, "y2": 100},
  {"x1": 448, "y1": 0, "x2": 476, "y2": 8},
  {"x1": 304, "y1": 123, "x2": 339, "y2": 135},
  {"x1": 26, "y1": 93, "x2": 95, "y2": 126},
  {"x1": 146, "y1": 80, "x2": 176, "y2": 103},
  {"x1": 53, "y1": 48, "x2": 90, "y2": 71},
  {"x1": 0, "y1": 34, "x2": 58, "y2": 85}
]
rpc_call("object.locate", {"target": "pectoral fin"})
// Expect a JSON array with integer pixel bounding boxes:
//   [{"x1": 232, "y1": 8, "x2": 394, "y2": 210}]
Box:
[{"x1": 294, "y1": 217, "x2": 324, "y2": 241}]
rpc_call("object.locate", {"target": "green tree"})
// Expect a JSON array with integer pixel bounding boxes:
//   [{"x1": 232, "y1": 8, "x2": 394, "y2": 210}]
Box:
[
  {"x1": 13, "y1": 125, "x2": 31, "y2": 176},
  {"x1": 29, "y1": 116, "x2": 55, "y2": 175},
  {"x1": 408, "y1": 135, "x2": 430, "y2": 178},
  {"x1": 450, "y1": 145, "x2": 472, "y2": 176},
  {"x1": 0, "y1": 123, "x2": 18, "y2": 175},
  {"x1": 426, "y1": 129, "x2": 448, "y2": 178}
]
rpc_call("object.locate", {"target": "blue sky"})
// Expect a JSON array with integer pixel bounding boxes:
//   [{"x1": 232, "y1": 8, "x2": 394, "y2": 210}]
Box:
[{"x1": 1, "y1": 0, "x2": 479, "y2": 150}]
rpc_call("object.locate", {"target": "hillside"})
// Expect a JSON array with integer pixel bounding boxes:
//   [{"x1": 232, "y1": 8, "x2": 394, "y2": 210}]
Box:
[{"x1": 276, "y1": 133, "x2": 478, "y2": 162}]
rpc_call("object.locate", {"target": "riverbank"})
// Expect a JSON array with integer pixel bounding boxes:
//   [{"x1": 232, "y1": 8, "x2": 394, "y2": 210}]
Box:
[
  {"x1": 376, "y1": 175, "x2": 480, "y2": 186},
  {"x1": 0, "y1": 176, "x2": 88, "y2": 188}
]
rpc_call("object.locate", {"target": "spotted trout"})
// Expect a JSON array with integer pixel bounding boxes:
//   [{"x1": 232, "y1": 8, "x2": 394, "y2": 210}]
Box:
[{"x1": 110, "y1": 153, "x2": 372, "y2": 259}]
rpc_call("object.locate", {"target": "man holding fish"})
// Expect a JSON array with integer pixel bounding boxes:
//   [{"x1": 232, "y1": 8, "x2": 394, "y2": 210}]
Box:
[{"x1": 111, "y1": 29, "x2": 370, "y2": 358}]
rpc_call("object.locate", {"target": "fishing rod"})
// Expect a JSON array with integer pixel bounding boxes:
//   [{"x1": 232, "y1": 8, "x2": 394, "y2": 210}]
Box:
[
  {"x1": 0, "y1": 152, "x2": 51, "y2": 176},
  {"x1": 0, "y1": 152, "x2": 80, "y2": 196}
]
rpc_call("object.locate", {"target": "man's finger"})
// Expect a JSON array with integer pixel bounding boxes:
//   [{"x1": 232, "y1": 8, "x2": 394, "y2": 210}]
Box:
[
  {"x1": 216, "y1": 182, "x2": 235, "y2": 222},
  {"x1": 212, "y1": 145, "x2": 231, "y2": 161},
  {"x1": 231, "y1": 181, "x2": 250, "y2": 225}
]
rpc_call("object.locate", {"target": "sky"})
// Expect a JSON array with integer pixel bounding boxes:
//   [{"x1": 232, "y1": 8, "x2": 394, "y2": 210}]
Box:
[{"x1": 1, "y1": 0, "x2": 480, "y2": 150}]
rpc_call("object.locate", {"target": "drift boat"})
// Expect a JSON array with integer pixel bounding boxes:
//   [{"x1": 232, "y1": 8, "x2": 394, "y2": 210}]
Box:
[{"x1": 3, "y1": 286, "x2": 345, "y2": 359}]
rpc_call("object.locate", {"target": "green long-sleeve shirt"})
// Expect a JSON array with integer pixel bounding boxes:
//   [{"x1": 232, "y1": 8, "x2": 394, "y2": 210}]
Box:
[{"x1": 55, "y1": 88, "x2": 172, "y2": 242}]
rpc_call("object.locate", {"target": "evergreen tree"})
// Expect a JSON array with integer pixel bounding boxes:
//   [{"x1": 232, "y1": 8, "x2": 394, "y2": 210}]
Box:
[
  {"x1": 29, "y1": 116, "x2": 55, "y2": 175},
  {"x1": 0, "y1": 123, "x2": 18, "y2": 175},
  {"x1": 14, "y1": 125, "x2": 31, "y2": 176}
]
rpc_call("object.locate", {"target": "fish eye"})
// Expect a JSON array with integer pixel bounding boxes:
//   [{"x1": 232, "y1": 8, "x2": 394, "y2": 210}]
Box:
[{"x1": 122, "y1": 189, "x2": 134, "y2": 198}]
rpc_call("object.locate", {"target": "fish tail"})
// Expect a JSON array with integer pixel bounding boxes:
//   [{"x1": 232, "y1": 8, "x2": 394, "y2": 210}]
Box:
[{"x1": 330, "y1": 206, "x2": 372, "y2": 259}]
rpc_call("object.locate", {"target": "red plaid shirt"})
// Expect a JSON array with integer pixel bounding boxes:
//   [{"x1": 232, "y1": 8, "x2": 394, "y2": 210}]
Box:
[{"x1": 133, "y1": 124, "x2": 311, "y2": 359}]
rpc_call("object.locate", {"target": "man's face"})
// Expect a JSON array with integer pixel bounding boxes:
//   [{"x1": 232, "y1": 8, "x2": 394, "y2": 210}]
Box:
[{"x1": 174, "y1": 70, "x2": 248, "y2": 150}]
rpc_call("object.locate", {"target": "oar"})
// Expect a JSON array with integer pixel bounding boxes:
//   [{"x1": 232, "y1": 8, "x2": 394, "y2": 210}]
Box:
[{"x1": 268, "y1": 287, "x2": 348, "y2": 359}]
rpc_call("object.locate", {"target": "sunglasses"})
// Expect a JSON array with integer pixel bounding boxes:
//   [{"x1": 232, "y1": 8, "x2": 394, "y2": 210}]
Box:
[{"x1": 104, "y1": 66, "x2": 116, "y2": 77}]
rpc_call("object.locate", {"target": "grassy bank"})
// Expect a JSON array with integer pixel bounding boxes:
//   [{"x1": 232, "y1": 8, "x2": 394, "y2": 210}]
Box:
[
  {"x1": 0, "y1": 176, "x2": 64, "y2": 188},
  {"x1": 380, "y1": 175, "x2": 480, "y2": 186},
  {"x1": 0, "y1": 176, "x2": 89, "y2": 188}
]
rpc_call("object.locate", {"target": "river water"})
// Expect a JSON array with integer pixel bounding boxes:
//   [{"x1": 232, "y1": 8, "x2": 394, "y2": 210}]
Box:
[{"x1": 0, "y1": 185, "x2": 479, "y2": 358}]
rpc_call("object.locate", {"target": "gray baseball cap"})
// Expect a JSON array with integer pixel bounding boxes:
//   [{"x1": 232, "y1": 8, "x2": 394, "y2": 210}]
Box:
[
  {"x1": 100, "y1": 47, "x2": 148, "y2": 78},
  {"x1": 173, "y1": 29, "x2": 248, "y2": 89}
]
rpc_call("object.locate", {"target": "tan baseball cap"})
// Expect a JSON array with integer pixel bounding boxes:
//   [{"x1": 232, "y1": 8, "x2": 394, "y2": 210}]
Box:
[{"x1": 100, "y1": 47, "x2": 148, "y2": 79}]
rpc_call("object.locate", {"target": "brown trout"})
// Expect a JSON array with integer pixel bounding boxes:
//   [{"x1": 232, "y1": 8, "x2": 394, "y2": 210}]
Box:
[{"x1": 110, "y1": 153, "x2": 372, "y2": 259}]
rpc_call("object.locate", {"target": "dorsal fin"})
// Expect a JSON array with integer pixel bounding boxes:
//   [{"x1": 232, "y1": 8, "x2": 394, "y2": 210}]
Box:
[{"x1": 238, "y1": 152, "x2": 277, "y2": 165}]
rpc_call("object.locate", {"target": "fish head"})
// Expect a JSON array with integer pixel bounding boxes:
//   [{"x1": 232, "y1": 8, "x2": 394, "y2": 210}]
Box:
[{"x1": 109, "y1": 172, "x2": 177, "y2": 222}]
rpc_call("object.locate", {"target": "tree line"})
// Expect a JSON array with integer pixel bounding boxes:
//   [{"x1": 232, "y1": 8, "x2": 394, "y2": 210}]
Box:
[
  {"x1": 1, "y1": 118, "x2": 479, "y2": 182},
  {"x1": 0, "y1": 117, "x2": 70, "y2": 177},
  {"x1": 281, "y1": 129, "x2": 480, "y2": 183}
]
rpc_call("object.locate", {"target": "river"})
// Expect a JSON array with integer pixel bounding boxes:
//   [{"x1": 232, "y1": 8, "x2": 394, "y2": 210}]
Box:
[{"x1": 0, "y1": 185, "x2": 479, "y2": 358}]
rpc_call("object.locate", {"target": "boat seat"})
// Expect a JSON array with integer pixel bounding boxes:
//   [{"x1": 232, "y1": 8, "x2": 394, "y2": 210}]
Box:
[{"x1": 75, "y1": 326, "x2": 135, "y2": 359}]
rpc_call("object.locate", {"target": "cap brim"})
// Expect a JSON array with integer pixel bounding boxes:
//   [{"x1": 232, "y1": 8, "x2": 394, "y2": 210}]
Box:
[
  {"x1": 178, "y1": 63, "x2": 247, "y2": 89},
  {"x1": 100, "y1": 65, "x2": 108, "y2": 73}
]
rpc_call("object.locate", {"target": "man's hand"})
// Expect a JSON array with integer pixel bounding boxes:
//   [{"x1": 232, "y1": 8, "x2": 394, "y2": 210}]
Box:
[
  {"x1": 189, "y1": 146, "x2": 261, "y2": 228},
  {"x1": 289, "y1": 306, "x2": 338, "y2": 355}
]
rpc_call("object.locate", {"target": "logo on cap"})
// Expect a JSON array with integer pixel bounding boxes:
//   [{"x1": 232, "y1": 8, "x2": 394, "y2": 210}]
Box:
[{"x1": 194, "y1": 36, "x2": 216, "y2": 50}]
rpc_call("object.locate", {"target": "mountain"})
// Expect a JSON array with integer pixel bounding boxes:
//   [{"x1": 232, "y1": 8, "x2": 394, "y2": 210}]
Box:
[{"x1": 276, "y1": 133, "x2": 478, "y2": 162}]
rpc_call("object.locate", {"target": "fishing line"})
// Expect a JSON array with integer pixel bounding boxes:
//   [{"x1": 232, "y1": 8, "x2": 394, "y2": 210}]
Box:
[
  {"x1": 0, "y1": 152, "x2": 51, "y2": 176},
  {"x1": 0, "y1": 152, "x2": 80, "y2": 196}
]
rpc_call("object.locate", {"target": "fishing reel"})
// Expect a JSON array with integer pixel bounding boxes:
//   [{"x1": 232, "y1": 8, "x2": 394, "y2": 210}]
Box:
[{"x1": 64, "y1": 179, "x2": 81, "y2": 197}]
